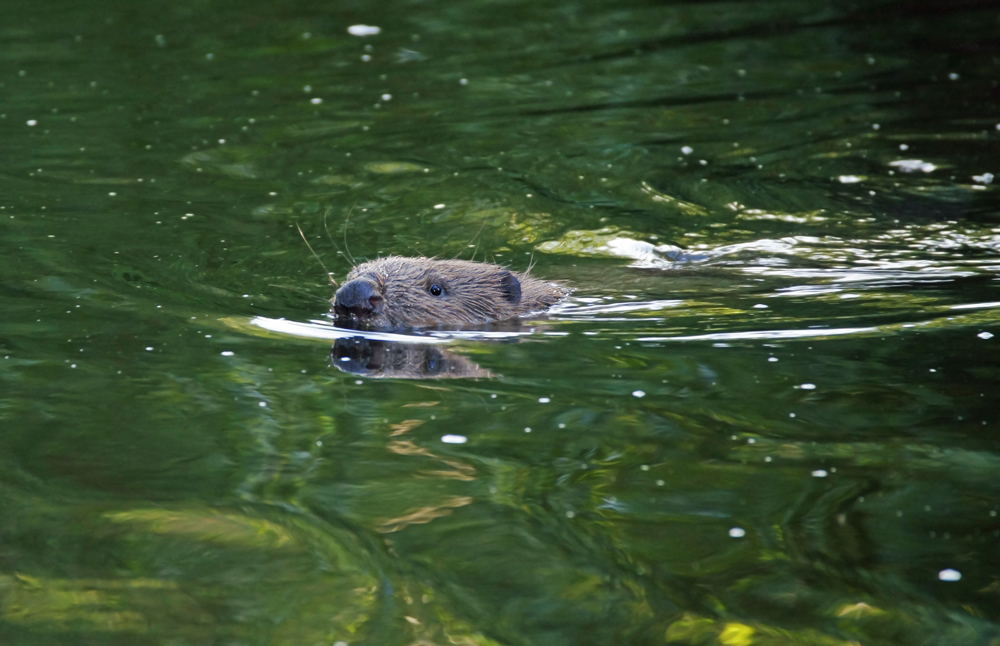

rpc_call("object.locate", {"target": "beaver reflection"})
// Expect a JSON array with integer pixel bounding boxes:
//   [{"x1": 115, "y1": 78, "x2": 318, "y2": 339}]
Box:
[
  {"x1": 333, "y1": 257, "x2": 567, "y2": 331},
  {"x1": 332, "y1": 337, "x2": 491, "y2": 379}
]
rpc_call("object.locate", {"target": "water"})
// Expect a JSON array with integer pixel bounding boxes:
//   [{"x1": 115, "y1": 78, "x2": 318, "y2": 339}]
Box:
[{"x1": 2, "y1": 0, "x2": 999, "y2": 644}]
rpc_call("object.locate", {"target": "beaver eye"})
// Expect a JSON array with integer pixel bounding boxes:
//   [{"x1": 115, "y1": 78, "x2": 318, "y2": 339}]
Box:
[{"x1": 429, "y1": 284, "x2": 443, "y2": 296}]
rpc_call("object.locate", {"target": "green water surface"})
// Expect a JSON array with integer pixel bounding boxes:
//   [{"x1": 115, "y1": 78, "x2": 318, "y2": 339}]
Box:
[{"x1": 2, "y1": 1, "x2": 999, "y2": 644}]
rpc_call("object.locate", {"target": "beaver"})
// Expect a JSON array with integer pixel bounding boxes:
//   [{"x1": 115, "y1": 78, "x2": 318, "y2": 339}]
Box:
[{"x1": 333, "y1": 256, "x2": 567, "y2": 330}]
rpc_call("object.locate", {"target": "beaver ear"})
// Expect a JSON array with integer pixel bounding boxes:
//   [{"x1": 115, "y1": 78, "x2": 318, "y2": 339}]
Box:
[{"x1": 498, "y1": 271, "x2": 521, "y2": 303}]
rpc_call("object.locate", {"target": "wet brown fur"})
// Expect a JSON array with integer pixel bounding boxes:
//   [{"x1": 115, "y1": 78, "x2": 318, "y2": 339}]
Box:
[{"x1": 333, "y1": 256, "x2": 567, "y2": 330}]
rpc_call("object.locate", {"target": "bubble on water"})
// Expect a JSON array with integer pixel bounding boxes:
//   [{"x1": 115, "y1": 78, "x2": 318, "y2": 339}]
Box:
[
  {"x1": 800, "y1": 383, "x2": 816, "y2": 390},
  {"x1": 221, "y1": 351, "x2": 234, "y2": 356},
  {"x1": 978, "y1": 332, "x2": 994, "y2": 340},
  {"x1": 348, "y1": 25, "x2": 381, "y2": 36},
  {"x1": 681, "y1": 146, "x2": 693, "y2": 154},
  {"x1": 812, "y1": 469, "x2": 828, "y2": 478},
  {"x1": 838, "y1": 175, "x2": 863, "y2": 183},
  {"x1": 632, "y1": 390, "x2": 645, "y2": 398},
  {"x1": 890, "y1": 159, "x2": 937, "y2": 173},
  {"x1": 729, "y1": 527, "x2": 746, "y2": 538},
  {"x1": 938, "y1": 569, "x2": 961, "y2": 582},
  {"x1": 441, "y1": 434, "x2": 467, "y2": 444}
]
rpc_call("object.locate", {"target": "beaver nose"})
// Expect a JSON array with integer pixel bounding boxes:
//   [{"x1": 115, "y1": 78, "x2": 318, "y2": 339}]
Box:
[{"x1": 334, "y1": 279, "x2": 384, "y2": 317}]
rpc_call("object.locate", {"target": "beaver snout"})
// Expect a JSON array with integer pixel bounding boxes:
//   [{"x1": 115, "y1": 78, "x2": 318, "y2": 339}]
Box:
[{"x1": 334, "y1": 278, "x2": 384, "y2": 318}]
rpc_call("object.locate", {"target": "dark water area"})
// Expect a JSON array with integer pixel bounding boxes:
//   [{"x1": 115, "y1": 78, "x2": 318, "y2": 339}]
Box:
[{"x1": 2, "y1": 0, "x2": 1000, "y2": 644}]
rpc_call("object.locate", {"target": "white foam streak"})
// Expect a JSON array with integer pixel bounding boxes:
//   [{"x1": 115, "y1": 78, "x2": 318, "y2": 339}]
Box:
[
  {"x1": 949, "y1": 301, "x2": 1000, "y2": 311},
  {"x1": 249, "y1": 317, "x2": 536, "y2": 343},
  {"x1": 251, "y1": 317, "x2": 449, "y2": 343},
  {"x1": 638, "y1": 326, "x2": 877, "y2": 342},
  {"x1": 556, "y1": 299, "x2": 683, "y2": 316}
]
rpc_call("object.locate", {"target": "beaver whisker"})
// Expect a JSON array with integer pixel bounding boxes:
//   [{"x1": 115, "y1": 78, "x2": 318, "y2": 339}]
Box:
[
  {"x1": 339, "y1": 201, "x2": 358, "y2": 267},
  {"x1": 320, "y1": 207, "x2": 348, "y2": 270},
  {"x1": 297, "y1": 222, "x2": 338, "y2": 288},
  {"x1": 268, "y1": 284, "x2": 330, "y2": 303},
  {"x1": 453, "y1": 219, "x2": 489, "y2": 262}
]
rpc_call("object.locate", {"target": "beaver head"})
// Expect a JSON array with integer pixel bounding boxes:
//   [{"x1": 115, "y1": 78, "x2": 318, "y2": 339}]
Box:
[{"x1": 333, "y1": 256, "x2": 567, "y2": 330}]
